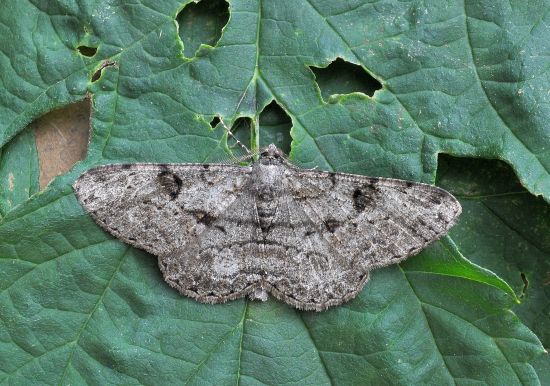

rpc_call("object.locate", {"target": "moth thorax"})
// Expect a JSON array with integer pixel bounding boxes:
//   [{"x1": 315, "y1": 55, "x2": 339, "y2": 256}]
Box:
[
  {"x1": 253, "y1": 165, "x2": 282, "y2": 233},
  {"x1": 253, "y1": 163, "x2": 284, "y2": 188}
]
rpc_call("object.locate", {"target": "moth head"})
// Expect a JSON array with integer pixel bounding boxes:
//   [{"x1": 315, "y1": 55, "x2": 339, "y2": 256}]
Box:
[{"x1": 259, "y1": 144, "x2": 285, "y2": 164}]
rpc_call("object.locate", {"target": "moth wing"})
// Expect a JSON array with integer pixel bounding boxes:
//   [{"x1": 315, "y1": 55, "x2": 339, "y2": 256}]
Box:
[
  {"x1": 159, "y1": 191, "x2": 265, "y2": 303},
  {"x1": 73, "y1": 163, "x2": 252, "y2": 257},
  {"x1": 261, "y1": 186, "x2": 369, "y2": 311},
  {"x1": 285, "y1": 167, "x2": 461, "y2": 271}
]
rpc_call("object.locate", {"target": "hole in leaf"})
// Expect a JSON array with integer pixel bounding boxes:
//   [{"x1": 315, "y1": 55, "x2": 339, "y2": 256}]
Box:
[
  {"x1": 209, "y1": 116, "x2": 220, "y2": 128},
  {"x1": 259, "y1": 101, "x2": 292, "y2": 154},
  {"x1": 33, "y1": 100, "x2": 91, "y2": 189},
  {"x1": 310, "y1": 58, "x2": 381, "y2": 101},
  {"x1": 227, "y1": 117, "x2": 252, "y2": 151},
  {"x1": 91, "y1": 60, "x2": 116, "y2": 82},
  {"x1": 177, "y1": 0, "x2": 229, "y2": 57},
  {"x1": 436, "y1": 155, "x2": 524, "y2": 196},
  {"x1": 91, "y1": 69, "x2": 102, "y2": 82},
  {"x1": 520, "y1": 272, "x2": 529, "y2": 298},
  {"x1": 77, "y1": 45, "x2": 97, "y2": 57}
]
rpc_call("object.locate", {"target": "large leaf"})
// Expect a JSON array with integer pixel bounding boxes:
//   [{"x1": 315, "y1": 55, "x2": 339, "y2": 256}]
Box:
[
  {"x1": 0, "y1": 128, "x2": 38, "y2": 218},
  {"x1": 0, "y1": 0, "x2": 548, "y2": 384},
  {"x1": 437, "y1": 156, "x2": 550, "y2": 381}
]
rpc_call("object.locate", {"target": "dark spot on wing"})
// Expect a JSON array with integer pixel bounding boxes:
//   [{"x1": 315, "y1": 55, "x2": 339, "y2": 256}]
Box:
[
  {"x1": 430, "y1": 194, "x2": 442, "y2": 205},
  {"x1": 329, "y1": 172, "x2": 337, "y2": 186},
  {"x1": 158, "y1": 170, "x2": 183, "y2": 199},
  {"x1": 121, "y1": 164, "x2": 132, "y2": 169},
  {"x1": 188, "y1": 209, "x2": 216, "y2": 226},
  {"x1": 203, "y1": 164, "x2": 210, "y2": 170},
  {"x1": 352, "y1": 184, "x2": 378, "y2": 212},
  {"x1": 200, "y1": 213, "x2": 215, "y2": 226},
  {"x1": 214, "y1": 224, "x2": 226, "y2": 233},
  {"x1": 324, "y1": 218, "x2": 340, "y2": 233}
]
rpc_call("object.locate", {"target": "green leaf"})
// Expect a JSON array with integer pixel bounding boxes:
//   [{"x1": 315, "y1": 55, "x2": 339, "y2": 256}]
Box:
[
  {"x1": 438, "y1": 156, "x2": 550, "y2": 348},
  {"x1": 0, "y1": 128, "x2": 39, "y2": 218},
  {"x1": 0, "y1": 0, "x2": 548, "y2": 384}
]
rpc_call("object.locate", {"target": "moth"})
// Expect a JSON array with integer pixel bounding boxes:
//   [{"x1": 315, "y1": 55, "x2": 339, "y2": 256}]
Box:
[{"x1": 73, "y1": 144, "x2": 461, "y2": 311}]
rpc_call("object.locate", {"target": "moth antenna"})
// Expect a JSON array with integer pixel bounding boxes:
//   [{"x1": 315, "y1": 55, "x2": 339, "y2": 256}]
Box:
[
  {"x1": 231, "y1": 147, "x2": 261, "y2": 164},
  {"x1": 218, "y1": 116, "x2": 251, "y2": 155}
]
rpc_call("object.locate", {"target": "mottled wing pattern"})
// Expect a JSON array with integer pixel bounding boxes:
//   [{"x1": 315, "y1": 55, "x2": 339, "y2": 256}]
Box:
[
  {"x1": 261, "y1": 186, "x2": 369, "y2": 311},
  {"x1": 284, "y1": 166, "x2": 462, "y2": 272},
  {"x1": 74, "y1": 158, "x2": 461, "y2": 311},
  {"x1": 160, "y1": 191, "x2": 264, "y2": 303},
  {"x1": 73, "y1": 164, "x2": 252, "y2": 257}
]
